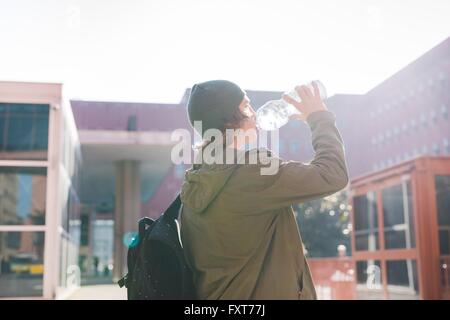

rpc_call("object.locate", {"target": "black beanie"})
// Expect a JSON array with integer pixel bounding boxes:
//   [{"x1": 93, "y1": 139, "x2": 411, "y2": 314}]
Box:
[{"x1": 187, "y1": 80, "x2": 245, "y2": 136}]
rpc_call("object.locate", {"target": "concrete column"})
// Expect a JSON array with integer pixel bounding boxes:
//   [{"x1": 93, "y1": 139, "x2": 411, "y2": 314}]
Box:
[{"x1": 113, "y1": 160, "x2": 141, "y2": 281}]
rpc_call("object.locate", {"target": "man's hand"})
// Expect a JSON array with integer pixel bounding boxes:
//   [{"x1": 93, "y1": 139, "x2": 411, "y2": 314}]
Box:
[{"x1": 282, "y1": 81, "x2": 328, "y2": 121}]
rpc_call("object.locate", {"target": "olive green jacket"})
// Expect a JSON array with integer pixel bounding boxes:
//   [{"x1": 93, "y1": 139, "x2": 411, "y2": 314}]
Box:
[{"x1": 179, "y1": 110, "x2": 349, "y2": 300}]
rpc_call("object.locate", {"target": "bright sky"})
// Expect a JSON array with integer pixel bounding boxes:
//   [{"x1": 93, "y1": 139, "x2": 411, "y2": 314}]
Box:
[{"x1": 1, "y1": 0, "x2": 449, "y2": 104}]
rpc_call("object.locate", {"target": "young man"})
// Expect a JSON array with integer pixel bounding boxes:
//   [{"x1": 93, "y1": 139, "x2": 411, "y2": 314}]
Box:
[{"x1": 180, "y1": 79, "x2": 349, "y2": 299}]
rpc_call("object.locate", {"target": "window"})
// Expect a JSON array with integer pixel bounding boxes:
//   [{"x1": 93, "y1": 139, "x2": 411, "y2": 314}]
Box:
[
  {"x1": 0, "y1": 231, "x2": 45, "y2": 297},
  {"x1": 382, "y1": 182, "x2": 416, "y2": 249},
  {"x1": 435, "y1": 175, "x2": 450, "y2": 255},
  {"x1": 80, "y1": 214, "x2": 89, "y2": 246},
  {"x1": 0, "y1": 103, "x2": 49, "y2": 160},
  {"x1": 393, "y1": 126, "x2": 399, "y2": 136},
  {"x1": 443, "y1": 139, "x2": 450, "y2": 155},
  {"x1": 372, "y1": 136, "x2": 379, "y2": 145},
  {"x1": 433, "y1": 142, "x2": 440, "y2": 155},
  {"x1": 354, "y1": 192, "x2": 379, "y2": 251},
  {"x1": 127, "y1": 115, "x2": 137, "y2": 131},
  {"x1": 386, "y1": 260, "x2": 419, "y2": 295},
  {"x1": 441, "y1": 104, "x2": 448, "y2": 119},
  {"x1": 402, "y1": 123, "x2": 408, "y2": 132},
  {"x1": 421, "y1": 145, "x2": 428, "y2": 154},
  {"x1": 0, "y1": 167, "x2": 46, "y2": 225},
  {"x1": 420, "y1": 113, "x2": 427, "y2": 126},
  {"x1": 438, "y1": 72, "x2": 447, "y2": 88},
  {"x1": 410, "y1": 119, "x2": 417, "y2": 129},
  {"x1": 62, "y1": 185, "x2": 80, "y2": 237},
  {"x1": 386, "y1": 130, "x2": 392, "y2": 139},
  {"x1": 430, "y1": 110, "x2": 437, "y2": 123}
]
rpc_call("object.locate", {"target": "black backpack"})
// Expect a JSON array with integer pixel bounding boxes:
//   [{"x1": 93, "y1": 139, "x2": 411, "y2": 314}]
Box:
[{"x1": 118, "y1": 194, "x2": 196, "y2": 300}]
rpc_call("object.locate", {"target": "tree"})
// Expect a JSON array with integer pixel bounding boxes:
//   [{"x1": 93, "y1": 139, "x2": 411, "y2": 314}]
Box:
[{"x1": 294, "y1": 190, "x2": 352, "y2": 258}]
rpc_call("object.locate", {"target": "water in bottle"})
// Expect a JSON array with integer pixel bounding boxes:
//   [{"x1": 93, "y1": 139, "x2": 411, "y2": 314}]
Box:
[{"x1": 256, "y1": 80, "x2": 327, "y2": 131}]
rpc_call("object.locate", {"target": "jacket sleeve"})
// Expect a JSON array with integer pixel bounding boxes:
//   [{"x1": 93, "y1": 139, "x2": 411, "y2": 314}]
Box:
[{"x1": 227, "y1": 110, "x2": 349, "y2": 214}]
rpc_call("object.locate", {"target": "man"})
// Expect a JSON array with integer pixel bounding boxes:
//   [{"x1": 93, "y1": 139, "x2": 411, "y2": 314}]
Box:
[{"x1": 180, "y1": 79, "x2": 349, "y2": 299}]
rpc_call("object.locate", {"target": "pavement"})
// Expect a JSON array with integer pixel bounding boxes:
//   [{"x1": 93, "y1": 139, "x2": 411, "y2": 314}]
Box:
[{"x1": 66, "y1": 284, "x2": 127, "y2": 300}]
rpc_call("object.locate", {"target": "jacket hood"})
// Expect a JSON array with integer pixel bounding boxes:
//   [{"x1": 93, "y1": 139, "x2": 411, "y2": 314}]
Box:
[
  {"x1": 180, "y1": 163, "x2": 237, "y2": 214},
  {"x1": 181, "y1": 147, "x2": 250, "y2": 213}
]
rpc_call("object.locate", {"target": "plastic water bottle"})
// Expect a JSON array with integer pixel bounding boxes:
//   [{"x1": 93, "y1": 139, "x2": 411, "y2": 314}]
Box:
[{"x1": 256, "y1": 80, "x2": 327, "y2": 131}]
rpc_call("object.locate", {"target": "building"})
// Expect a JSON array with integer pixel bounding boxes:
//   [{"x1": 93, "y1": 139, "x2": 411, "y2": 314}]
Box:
[
  {"x1": 68, "y1": 37, "x2": 449, "y2": 286},
  {"x1": 0, "y1": 37, "x2": 448, "y2": 299},
  {"x1": 349, "y1": 156, "x2": 450, "y2": 300},
  {"x1": 363, "y1": 38, "x2": 450, "y2": 174},
  {"x1": 0, "y1": 81, "x2": 81, "y2": 299},
  {"x1": 70, "y1": 99, "x2": 190, "y2": 280}
]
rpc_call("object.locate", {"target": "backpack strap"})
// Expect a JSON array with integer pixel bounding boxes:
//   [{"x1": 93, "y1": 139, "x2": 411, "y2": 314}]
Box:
[
  {"x1": 138, "y1": 217, "x2": 154, "y2": 239},
  {"x1": 118, "y1": 275, "x2": 128, "y2": 288},
  {"x1": 163, "y1": 193, "x2": 182, "y2": 221}
]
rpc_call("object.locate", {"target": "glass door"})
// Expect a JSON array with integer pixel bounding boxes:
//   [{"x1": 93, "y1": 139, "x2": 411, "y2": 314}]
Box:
[
  {"x1": 0, "y1": 103, "x2": 50, "y2": 298},
  {"x1": 435, "y1": 175, "x2": 450, "y2": 296}
]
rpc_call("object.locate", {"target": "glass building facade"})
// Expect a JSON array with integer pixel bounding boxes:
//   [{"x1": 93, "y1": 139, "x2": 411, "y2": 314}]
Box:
[
  {"x1": 350, "y1": 156, "x2": 450, "y2": 300},
  {"x1": 0, "y1": 81, "x2": 81, "y2": 299},
  {"x1": 352, "y1": 180, "x2": 419, "y2": 299}
]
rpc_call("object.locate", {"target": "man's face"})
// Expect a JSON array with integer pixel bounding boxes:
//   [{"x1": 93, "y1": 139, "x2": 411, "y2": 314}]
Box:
[
  {"x1": 238, "y1": 95, "x2": 257, "y2": 130},
  {"x1": 237, "y1": 95, "x2": 258, "y2": 143}
]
